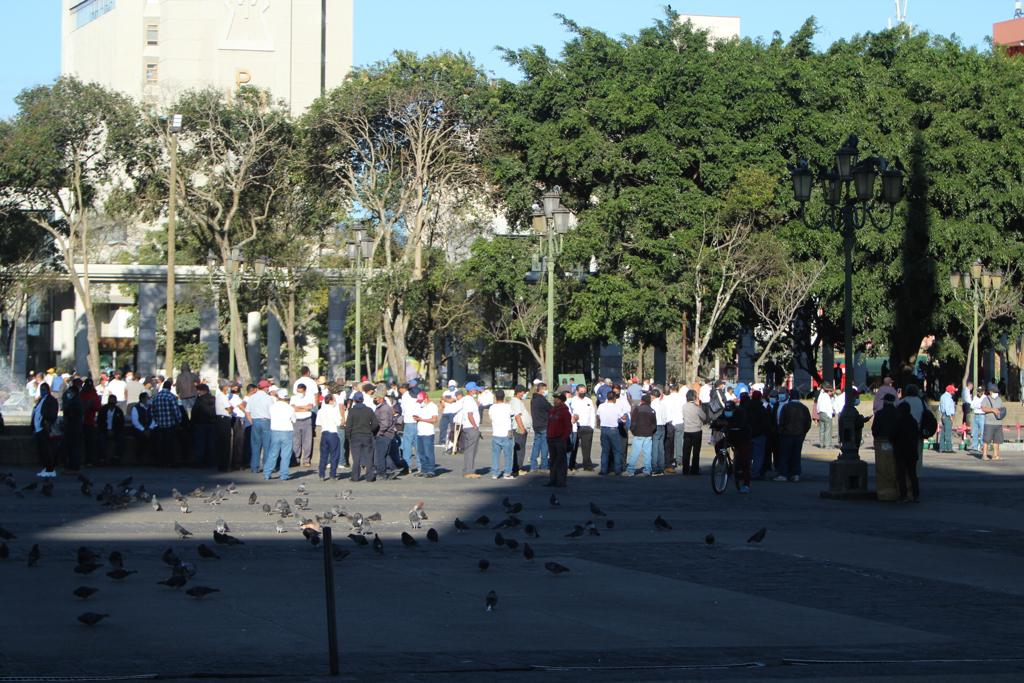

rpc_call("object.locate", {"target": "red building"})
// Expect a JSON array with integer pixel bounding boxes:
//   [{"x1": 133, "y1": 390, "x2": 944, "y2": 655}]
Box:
[{"x1": 993, "y1": 16, "x2": 1024, "y2": 56}]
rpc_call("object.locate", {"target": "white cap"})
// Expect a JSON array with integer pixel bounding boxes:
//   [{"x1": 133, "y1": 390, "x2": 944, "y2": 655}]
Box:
[
  {"x1": 532, "y1": 378, "x2": 543, "y2": 385},
  {"x1": 277, "y1": 388, "x2": 289, "y2": 399},
  {"x1": 447, "y1": 379, "x2": 457, "y2": 387}
]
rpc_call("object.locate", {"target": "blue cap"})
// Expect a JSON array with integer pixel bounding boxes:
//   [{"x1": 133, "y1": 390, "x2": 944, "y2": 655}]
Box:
[
  {"x1": 465, "y1": 381, "x2": 481, "y2": 392},
  {"x1": 351, "y1": 391, "x2": 364, "y2": 402}
]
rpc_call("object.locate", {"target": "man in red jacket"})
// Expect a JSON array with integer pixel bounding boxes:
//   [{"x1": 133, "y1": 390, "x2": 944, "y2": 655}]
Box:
[{"x1": 545, "y1": 391, "x2": 573, "y2": 488}]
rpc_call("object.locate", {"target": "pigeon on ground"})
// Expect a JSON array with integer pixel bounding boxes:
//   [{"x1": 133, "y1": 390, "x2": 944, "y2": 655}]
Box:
[
  {"x1": 215, "y1": 519, "x2": 230, "y2": 534},
  {"x1": 248, "y1": 491, "x2": 258, "y2": 505},
  {"x1": 505, "y1": 538, "x2": 520, "y2": 550},
  {"x1": 351, "y1": 513, "x2": 364, "y2": 528},
  {"x1": 158, "y1": 575, "x2": 187, "y2": 589},
  {"x1": 151, "y1": 495, "x2": 162, "y2": 511},
  {"x1": 606, "y1": 520, "x2": 615, "y2": 530},
  {"x1": 705, "y1": 533, "x2": 715, "y2": 546},
  {"x1": 302, "y1": 528, "x2": 321, "y2": 547},
  {"x1": 492, "y1": 518, "x2": 516, "y2": 530},
  {"x1": 227, "y1": 482, "x2": 238, "y2": 494},
  {"x1": 74, "y1": 561, "x2": 103, "y2": 575},
  {"x1": 106, "y1": 568, "x2": 137, "y2": 580},
  {"x1": 80, "y1": 482, "x2": 92, "y2": 496},
  {"x1": 655, "y1": 516, "x2": 672, "y2": 531},
  {"x1": 478, "y1": 559, "x2": 490, "y2": 571},
  {"x1": 474, "y1": 515, "x2": 490, "y2": 527},
  {"x1": 213, "y1": 531, "x2": 243, "y2": 546},
  {"x1": 108, "y1": 551, "x2": 124, "y2": 569},
  {"x1": 590, "y1": 502, "x2": 607, "y2": 517},
  {"x1": 0, "y1": 526, "x2": 15, "y2": 540},
  {"x1": 188, "y1": 487, "x2": 206, "y2": 498},
  {"x1": 0, "y1": 542, "x2": 7, "y2": 559},
  {"x1": 494, "y1": 532, "x2": 505, "y2": 547},
  {"x1": 161, "y1": 548, "x2": 179, "y2": 567},
  {"x1": 275, "y1": 519, "x2": 286, "y2": 534},
  {"x1": 454, "y1": 518, "x2": 470, "y2": 532},
  {"x1": 747, "y1": 527, "x2": 767, "y2": 544},
  {"x1": 549, "y1": 494, "x2": 560, "y2": 507},
  {"x1": 262, "y1": 503, "x2": 273, "y2": 516},
  {"x1": 485, "y1": 590, "x2": 497, "y2": 612},
  {"x1": 524, "y1": 524, "x2": 540, "y2": 538},
  {"x1": 523, "y1": 543, "x2": 535, "y2": 561},
  {"x1": 587, "y1": 526, "x2": 601, "y2": 537},
  {"x1": 78, "y1": 546, "x2": 100, "y2": 565},
  {"x1": 408, "y1": 510, "x2": 422, "y2": 529},
  {"x1": 401, "y1": 532, "x2": 417, "y2": 547},
  {"x1": 185, "y1": 586, "x2": 220, "y2": 599},
  {"x1": 174, "y1": 522, "x2": 192, "y2": 539},
  {"x1": 426, "y1": 528, "x2": 439, "y2": 543},
  {"x1": 544, "y1": 561, "x2": 570, "y2": 575},
  {"x1": 296, "y1": 483, "x2": 307, "y2": 495},
  {"x1": 367, "y1": 512, "x2": 383, "y2": 522},
  {"x1": 73, "y1": 586, "x2": 98, "y2": 599},
  {"x1": 372, "y1": 534, "x2": 384, "y2": 555},
  {"x1": 348, "y1": 534, "x2": 368, "y2": 547},
  {"x1": 27, "y1": 543, "x2": 40, "y2": 567},
  {"x1": 506, "y1": 502, "x2": 523, "y2": 514},
  {"x1": 332, "y1": 547, "x2": 350, "y2": 562},
  {"x1": 341, "y1": 489, "x2": 353, "y2": 500},
  {"x1": 179, "y1": 500, "x2": 190, "y2": 514},
  {"x1": 77, "y1": 612, "x2": 109, "y2": 626},
  {"x1": 565, "y1": 525, "x2": 584, "y2": 538},
  {"x1": 197, "y1": 544, "x2": 220, "y2": 559}
]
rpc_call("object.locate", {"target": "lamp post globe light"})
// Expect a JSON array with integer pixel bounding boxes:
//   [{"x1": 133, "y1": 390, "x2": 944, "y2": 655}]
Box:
[
  {"x1": 789, "y1": 135, "x2": 904, "y2": 498},
  {"x1": 525, "y1": 187, "x2": 590, "y2": 386},
  {"x1": 949, "y1": 259, "x2": 1003, "y2": 387},
  {"x1": 342, "y1": 223, "x2": 374, "y2": 384}
]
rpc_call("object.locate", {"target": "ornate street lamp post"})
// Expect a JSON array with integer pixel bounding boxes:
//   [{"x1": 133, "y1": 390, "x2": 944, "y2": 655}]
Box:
[{"x1": 789, "y1": 135, "x2": 904, "y2": 497}]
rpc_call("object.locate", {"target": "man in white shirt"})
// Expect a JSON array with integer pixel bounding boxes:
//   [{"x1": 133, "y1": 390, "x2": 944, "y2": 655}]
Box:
[
  {"x1": 440, "y1": 380, "x2": 459, "y2": 451},
  {"x1": 478, "y1": 384, "x2": 495, "y2": 423},
  {"x1": 596, "y1": 393, "x2": 627, "y2": 475},
  {"x1": 509, "y1": 385, "x2": 531, "y2": 475},
  {"x1": 488, "y1": 389, "x2": 515, "y2": 479},
  {"x1": 398, "y1": 384, "x2": 419, "y2": 471},
  {"x1": 265, "y1": 388, "x2": 296, "y2": 481},
  {"x1": 668, "y1": 384, "x2": 686, "y2": 474},
  {"x1": 969, "y1": 385, "x2": 985, "y2": 452},
  {"x1": 293, "y1": 366, "x2": 319, "y2": 401},
  {"x1": 247, "y1": 380, "x2": 274, "y2": 472},
  {"x1": 106, "y1": 371, "x2": 127, "y2": 412},
  {"x1": 650, "y1": 387, "x2": 669, "y2": 474},
  {"x1": 413, "y1": 392, "x2": 439, "y2": 476},
  {"x1": 316, "y1": 393, "x2": 343, "y2": 480},
  {"x1": 229, "y1": 384, "x2": 248, "y2": 470},
  {"x1": 816, "y1": 385, "x2": 836, "y2": 448},
  {"x1": 458, "y1": 382, "x2": 482, "y2": 478},
  {"x1": 290, "y1": 382, "x2": 315, "y2": 467},
  {"x1": 698, "y1": 380, "x2": 712, "y2": 405},
  {"x1": 568, "y1": 384, "x2": 596, "y2": 471}
]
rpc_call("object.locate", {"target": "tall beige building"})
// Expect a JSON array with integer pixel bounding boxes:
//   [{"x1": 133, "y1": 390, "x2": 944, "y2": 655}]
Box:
[
  {"x1": 61, "y1": 0, "x2": 354, "y2": 115},
  {"x1": 678, "y1": 13, "x2": 741, "y2": 42}
]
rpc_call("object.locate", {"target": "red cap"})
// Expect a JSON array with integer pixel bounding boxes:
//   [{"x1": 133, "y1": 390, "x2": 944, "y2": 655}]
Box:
[
  {"x1": 258, "y1": 380, "x2": 270, "y2": 389},
  {"x1": 945, "y1": 384, "x2": 956, "y2": 394}
]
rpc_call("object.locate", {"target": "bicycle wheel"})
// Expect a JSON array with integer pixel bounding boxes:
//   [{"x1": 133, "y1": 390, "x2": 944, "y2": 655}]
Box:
[{"x1": 710, "y1": 452, "x2": 730, "y2": 494}]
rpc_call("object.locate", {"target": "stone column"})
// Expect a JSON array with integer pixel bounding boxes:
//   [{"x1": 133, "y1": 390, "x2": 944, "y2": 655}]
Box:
[
  {"x1": 74, "y1": 288, "x2": 89, "y2": 375},
  {"x1": 267, "y1": 311, "x2": 281, "y2": 381},
  {"x1": 136, "y1": 283, "x2": 163, "y2": 378},
  {"x1": 821, "y1": 341, "x2": 835, "y2": 387},
  {"x1": 246, "y1": 311, "x2": 261, "y2": 381},
  {"x1": 12, "y1": 307, "x2": 27, "y2": 378},
  {"x1": 60, "y1": 308, "x2": 75, "y2": 368},
  {"x1": 738, "y1": 327, "x2": 755, "y2": 384},
  {"x1": 599, "y1": 343, "x2": 623, "y2": 383},
  {"x1": 791, "y1": 316, "x2": 813, "y2": 397},
  {"x1": 199, "y1": 301, "x2": 219, "y2": 381},
  {"x1": 853, "y1": 351, "x2": 868, "y2": 390},
  {"x1": 653, "y1": 340, "x2": 667, "y2": 385},
  {"x1": 327, "y1": 286, "x2": 348, "y2": 382}
]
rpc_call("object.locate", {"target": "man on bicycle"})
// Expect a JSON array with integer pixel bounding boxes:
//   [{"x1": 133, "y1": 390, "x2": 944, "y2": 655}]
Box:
[{"x1": 711, "y1": 395, "x2": 753, "y2": 493}]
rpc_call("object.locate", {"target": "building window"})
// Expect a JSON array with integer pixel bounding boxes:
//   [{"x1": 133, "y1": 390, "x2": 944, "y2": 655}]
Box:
[
  {"x1": 72, "y1": 0, "x2": 116, "y2": 30},
  {"x1": 145, "y1": 62, "x2": 159, "y2": 83},
  {"x1": 146, "y1": 24, "x2": 159, "y2": 46}
]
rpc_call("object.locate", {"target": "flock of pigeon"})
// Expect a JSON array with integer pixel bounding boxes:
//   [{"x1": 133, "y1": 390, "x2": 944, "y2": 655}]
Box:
[{"x1": 1, "y1": 470, "x2": 770, "y2": 624}]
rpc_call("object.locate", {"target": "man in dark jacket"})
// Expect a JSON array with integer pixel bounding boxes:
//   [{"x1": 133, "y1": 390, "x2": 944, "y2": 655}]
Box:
[
  {"x1": 545, "y1": 392, "x2": 573, "y2": 488},
  {"x1": 97, "y1": 395, "x2": 125, "y2": 465},
  {"x1": 175, "y1": 362, "x2": 198, "y2": 416},
  {"x1": 529, "y1": 382, "x2": 552, "y2": 473},
  {"x1": 713, "y1": 398, "x2": 753, "y2": 492},
  {"x1": 775, "y1": 389, "x2": 812, "y2": 482},
  {"x1": 345, "y1": 392, "x2": 379, "y2": 482},
  {"x1": 372, "y1": 393, "x2": 398, "y2": 481},
  {"x1": 745, "y1": 391, "x2": 771, "y2": 479},
  {"x1": 61, "y1": 379, "x2": 84, "y2": 473},
  {"x1": 191, "y1": 384, "x2": 217, "y2": 467},
  {"x1": 891, "y1": 402, "x2": 922, "y2": 503},
  {"x1": 34, "y1": 382, "x2": 60, "y2": 477},
  {"x1": 626, "y1": 394, "x2": 657, "y2": 476}
]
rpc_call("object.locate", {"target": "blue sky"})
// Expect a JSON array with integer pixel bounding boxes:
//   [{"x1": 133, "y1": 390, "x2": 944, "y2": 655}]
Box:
[{"x1": 0, "y1": 1, "x2": 1010, "y2": 118}]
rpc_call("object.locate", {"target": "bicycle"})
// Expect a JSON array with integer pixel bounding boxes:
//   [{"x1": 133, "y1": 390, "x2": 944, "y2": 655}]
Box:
[{"x1": 710, "y1": 436, "x2": 740, "y2": 495}]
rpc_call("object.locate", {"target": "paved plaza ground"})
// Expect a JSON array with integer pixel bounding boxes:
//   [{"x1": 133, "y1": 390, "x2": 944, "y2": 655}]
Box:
[{"x1": 2, "y1": 434, "x2": 1024, "y2": 682}]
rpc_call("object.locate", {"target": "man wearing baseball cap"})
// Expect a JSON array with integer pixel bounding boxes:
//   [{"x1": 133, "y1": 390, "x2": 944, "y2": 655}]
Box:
[
  {"x1": 247, "y1": 380, "x2": 274, "y2": 472},
  {"x1": 938, "y1": 384, "x2": 957, "y2": 453},
  {"x1": 346, "y1": 391, "x2": 379, "y2": 482},
  {"x1": 264, "y1": 388, "x2": 296, "y2": 481},
  {"x1": 458, "y1": 382, "x2": 482, "y2": 477}
]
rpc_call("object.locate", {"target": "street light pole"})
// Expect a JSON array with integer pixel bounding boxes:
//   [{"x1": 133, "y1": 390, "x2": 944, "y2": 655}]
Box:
[
  {"x1": 789, "y1": 135, "x2": 905, "y2": 497},
  {"x1": 165, "y1": 113, "x2": 182, "y2": 377},
  {"x1": 545, "y1": 223, "x2": 555, "y2": 386},
  {"x1": 354, "y1": 247, "x2": 362, "y2": 384}
]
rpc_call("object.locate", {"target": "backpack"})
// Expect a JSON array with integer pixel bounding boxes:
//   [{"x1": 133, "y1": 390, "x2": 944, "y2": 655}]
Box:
[
  {"x1": 984, "y1": 397, "x2": 1007, "y2": 421},
  {"x1": 919, "y1": 408, "x2": 938, "y2": 438}
]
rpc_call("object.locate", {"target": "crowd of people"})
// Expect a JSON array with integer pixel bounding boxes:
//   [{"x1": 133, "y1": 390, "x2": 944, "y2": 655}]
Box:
[{"x1": 18, "y1": 363, "x2": 1011, "y2": 502}]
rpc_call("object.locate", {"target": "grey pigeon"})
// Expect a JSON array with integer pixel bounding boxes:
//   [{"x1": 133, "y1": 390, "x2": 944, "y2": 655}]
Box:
[
  {"x1": 505, "y1": 502, "x2": 523, "y2": 514},
  {"x1": 544, "y1": 561, "x2": 570, "y2": 575},
  {"x1": 332, "y1": 547, "x2": 350, "y2": 562},
  {"x1": 77, "y1": 612, "x2": 109, "y2": 626},
  {"x1": 348, "y1": 534, "x2": 368, "y2": 547},
  {"x1": 248, "y1": 491, "x2": 258, "y2": 505},
  {"x1": 296, "y1": 483, "x2": 307, "y2": 494},
  {"x1": 274, "y1": 519, "x2": 286, "y2": 534},
  {"x1": 151, "y1": 495, "x2": 162, "y2": 511},
  {"x1": 161, "y1": 548, "x2": 179, "y2": 566},
  {"x1": 524, "y1": 524, "x2": 540, "y2": 538},
  {"x1": 565, "y1": 525, "x2": 584, "y2": 538},
  {"x1": 108, "y1": 551, "x2": 124, "y2": 568},
  {"x1": 73, "y1": 586, "x2": 98, "y2": 599},
  {"x1": 179, "y1": 499, "x2": 190, "y2": 514},
  {"x1": 372, "y1": 534, "x2": 383, "y2": 555},
  {"x1": 454, "y1": 518, "x2": 470, "y2": 532},
  {"x1": 262, "y1": 503, "x2": 272, "y2": 515},
  {"x1": 590, "y1": 502, "x2": 606, "y2": 517},
  {"x1": 494, "y1": 532, "x2": 505, "y2": 546},
  {"x1": 74, "y1": 561, "x2": 102, "y2": 575},
  {"x1": 474, "y1": 515, "x2": 490, "y2": 527},
  {"x1": 158, "y1": 575, "x2": 187, "y2": 589},
  {"x1": 185, "y1": 586, "x2": 220, "y2": 599},
  {"x1": 505, "y1": 538, "x2": 519, "y2": 550},
  {"x1": 213, "y1": 531, "x2": 243, "y2": 546},
  {"x1": 705, "y1": 533, "x2": 715, "y2": 546},
  {"x1": 408, "y1": 510, "x2": 422, "y2": 529},
  {"x1": 215, "y1": 518, "x2": 230, "y2": 534},
  {"x1": 401, "y1": 532, "x2": 417, "y2": 547},
  {"x1": 747, "y1": 527, "x2": 767, "y2": 544},
  {"x1": 367, "y1": 512, "x2": 383, "y2": 522},
  {"x1": 174, "y1": 522, "x2": 192, "y2": 539},
  {"x1": 478, "y1": 558, "x2": 490, "y2": 571},
  {"x1": 197, "y1": 544, "x2": 220, "y2": 559},
  {"x1": 426, "y1": 528, "x2": 439, "y2": 542},
  {"x1": 549, "y1": 494, "x2": 560, "y2": 507},
  {"x1": 654, "y1": 516, "x2": 672, "y2": 531},
  {"x1": 485, "y1": 590, "x2": 497, "y2": 612},
  {"x1": 523, "y1": 543, "x2": 534, "y2": 561},
  {"x1": 606, "y1": 519, "x2": 615, "y2": 530},
  {"x1": 341, "y1": 489, "x2": 353, "y2": 500},
  {"x1": 106, "y1": 568, "x2": 137, "y2": 580}
]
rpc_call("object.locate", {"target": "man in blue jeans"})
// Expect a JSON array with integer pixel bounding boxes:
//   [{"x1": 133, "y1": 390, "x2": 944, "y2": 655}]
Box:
[
  {"x1": 938, "y1": 384, "x2": 957, "y2": 452},
  {"x1": 488, "y1": 389, "x2": 515, "y2": 479},
  {"x1": 413, "y1": 392, "x2": 439, "y2": 477},
  {"x1": 529, "y1": 380, "x2": 551, "y2": 472},
  {"x1": 626, "y1": 394, "x2": 656, "y2": 476},
  {"x1": 264, "y1": 389, "x2": 295, "y2": 481},
  {"x1": 398, "y1": 383, "x2": 419, "y2": 471},
  {"x1": 596, "y1": 393, "x2": 625, "y2": 474},
  {"x1": 247, "y1": 380, "x2": 273, "y2": 472}
]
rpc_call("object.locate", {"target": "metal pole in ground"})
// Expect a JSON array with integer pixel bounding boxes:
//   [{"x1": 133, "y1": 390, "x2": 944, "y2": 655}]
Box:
[{"x1": 322, "y1": 526, "x2": 339, "y2": 676}]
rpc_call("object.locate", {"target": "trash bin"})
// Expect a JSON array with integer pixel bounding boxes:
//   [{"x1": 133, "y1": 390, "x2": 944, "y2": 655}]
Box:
[{"x1": 874, "y1": 438, "x2": 899, "y2": 502}]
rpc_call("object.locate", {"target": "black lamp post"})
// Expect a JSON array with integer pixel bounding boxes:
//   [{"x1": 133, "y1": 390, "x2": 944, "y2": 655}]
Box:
[{"x1": 789, "y1": 135, "x2": 904, "y2": 497}]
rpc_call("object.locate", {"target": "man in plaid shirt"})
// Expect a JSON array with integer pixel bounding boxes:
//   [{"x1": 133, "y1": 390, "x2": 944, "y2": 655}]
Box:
[{"x1": 151, "y1": 379, "x2": 181, "y2": 465}]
